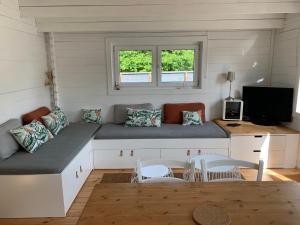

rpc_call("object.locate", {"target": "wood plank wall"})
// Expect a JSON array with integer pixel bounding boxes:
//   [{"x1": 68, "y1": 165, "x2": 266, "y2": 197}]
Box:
[
  {"x1": 0, "y1": 0, "x2": 50, "y2": 123},
  {"x1": 52, "y1": 31, "x2": 273, "y2": 122}
]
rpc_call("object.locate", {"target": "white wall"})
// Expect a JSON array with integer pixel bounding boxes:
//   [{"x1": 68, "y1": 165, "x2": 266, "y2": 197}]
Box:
[
  {"x1": 271, "y1": 14, "x2": 300, "y2": 166},
  {"x1": 0, "y1": 0, "x2": 50, "y2": 123},
  {"x1": 52, "y1": 30, "x2": 273, "y2": 122}
]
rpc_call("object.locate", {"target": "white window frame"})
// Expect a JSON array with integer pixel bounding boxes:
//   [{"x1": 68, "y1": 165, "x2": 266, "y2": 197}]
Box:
[
  {"x1": 106, "y1": 35, "x2": 207, "y2": 95},
  {"x1": 114, "y1": 46, "x2": 157, "y2": 88},
  {"x1": 158, "y1": 45, "x2": 200, "y2": 87}
]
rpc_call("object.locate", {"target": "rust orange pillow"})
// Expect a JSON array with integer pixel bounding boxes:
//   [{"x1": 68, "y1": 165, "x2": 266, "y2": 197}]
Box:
[
  {"x1": 163, "y1": 103, "x2": 206, "y2": 124},
  {"x1": 22, "y1": 107, "x2": 51, "y2": 125}
]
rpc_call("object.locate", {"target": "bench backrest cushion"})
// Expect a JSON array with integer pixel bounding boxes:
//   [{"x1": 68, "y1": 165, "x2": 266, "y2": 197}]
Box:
[
  {"x1": 0, "y1": 119, "x2": 21, "y2": 159},
  {"x1": 164, "y1": 103, "x2": 206, "y2": 124},
  {"x1": 22, "y1": 107, "x2": 51, "y2": 125},
  {"x1": 114, "y1": 103, "x2": 154, "y2": 124}
]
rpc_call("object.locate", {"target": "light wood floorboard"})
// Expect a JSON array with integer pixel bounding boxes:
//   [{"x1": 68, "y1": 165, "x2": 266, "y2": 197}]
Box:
[{"x1": 0, "y1": 168, "x2": 300, "y2": 225}]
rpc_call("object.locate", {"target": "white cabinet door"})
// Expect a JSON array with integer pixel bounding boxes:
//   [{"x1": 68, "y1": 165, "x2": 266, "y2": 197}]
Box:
[{"x1": 230, "y1": 136, "x2": 269, "y2": 164}]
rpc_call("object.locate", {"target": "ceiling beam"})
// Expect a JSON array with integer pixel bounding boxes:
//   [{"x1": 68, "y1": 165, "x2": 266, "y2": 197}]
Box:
[
  {"x1": 20, "y1": 3, "x2": 300, "y2": 18},
  {"x1": 35, "y1": 14, "x2": 286, "y2": 23},
  {"x1": 36, "y1": 19, "x2": 284, "y2": 32},
  {"x1": 19, "y1": 0, "x2": 300, "y2": 7}
]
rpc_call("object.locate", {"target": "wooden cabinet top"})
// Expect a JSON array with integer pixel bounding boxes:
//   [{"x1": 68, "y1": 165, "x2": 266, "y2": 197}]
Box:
[{"x1": 215, "y1": 120, "x2": 299, "y2": 136}]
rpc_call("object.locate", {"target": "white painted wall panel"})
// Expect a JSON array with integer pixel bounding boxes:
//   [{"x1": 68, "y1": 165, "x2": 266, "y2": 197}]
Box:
[
  {"x1": 271, "y1": 14, "x2": 300, "y2": 167},
  {"x1": 52, "y1": 30, "x2": 272, "y2": 122},
  {"x1": 0, "y1": 1, "x2": 50, "y2": 123}
]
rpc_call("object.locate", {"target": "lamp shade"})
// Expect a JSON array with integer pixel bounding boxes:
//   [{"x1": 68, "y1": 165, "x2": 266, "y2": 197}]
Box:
[{"x1": 227, "y1": 72, "x2": 235, "y2": 82}]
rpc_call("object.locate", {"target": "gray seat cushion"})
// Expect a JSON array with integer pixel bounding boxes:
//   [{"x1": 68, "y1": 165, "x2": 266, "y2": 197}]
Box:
[
  {"x1": 0, "y1": 119, "x2": 21, "y2": 160},
  {"x1": 0, "y1": 122, "x2": 101, "y2": 175},
  {"x1": 114, "y1": 103, "x2": 154, "y2": 124},
  {"x1": 95, "y1": 122, "x2": 228, "y2": 139}
]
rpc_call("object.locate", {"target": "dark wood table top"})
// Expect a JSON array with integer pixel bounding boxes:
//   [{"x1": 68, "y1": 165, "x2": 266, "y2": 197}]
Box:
[{"x1": 77, "y1": 181, "x2": 300, "y2": 225}]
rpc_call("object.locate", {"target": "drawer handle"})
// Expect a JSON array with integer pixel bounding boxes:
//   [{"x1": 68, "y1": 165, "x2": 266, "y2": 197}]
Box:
[
  {"x1": 130, "y1": 150, "x2": 134, "y2": 157},
  {"x1": 76, "y1": 171, "x2": 79, "y2": 179},
  {"x1": 120, "y1": 150, "x2": 123, "y2": 157},
  {"x1": 254, "y1": 135, "x2": 263, "y2": 138},
  {"x1": 198, "y1": 150, "x2": 201, "y2": 155},
  {"x1": 80, "y1": 165, "x2": 83, "y2": 173},
  {"x1": 187, "y1": 150, "x2": 191, "y2": 156},
  {"x1": 253, "y1": 150, "x2": 261, "y2": 153}
]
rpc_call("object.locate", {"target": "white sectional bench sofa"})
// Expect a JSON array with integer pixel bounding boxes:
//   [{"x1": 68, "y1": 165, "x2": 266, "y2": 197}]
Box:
[
  {"x1": 93, "y1": 122, "x2": 230, "y2": 169},
  {"x1": 0, "y1": 120, "x2": 100, "y2": 218}
]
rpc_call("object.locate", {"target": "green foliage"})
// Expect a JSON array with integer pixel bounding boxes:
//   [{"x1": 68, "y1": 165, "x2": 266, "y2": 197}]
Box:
[
  {"x1": 119, "y1": 49, "x2": 194, "y2": 73},
  {"x1": 161, "y1": 50, "x2": 194, "y2": 71},
  {"x1": 119, "y1": 50, "x2": 152, "y2": 72}
]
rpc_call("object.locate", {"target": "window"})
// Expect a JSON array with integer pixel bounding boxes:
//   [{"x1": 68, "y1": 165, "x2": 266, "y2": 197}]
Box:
[
  {"x1": 158, "y1": 46, "x2": 199, "y2": 87},
  {"x1": 115, "y1": 47, "x2": 156, "y2": 87},
  {"x1": 107, "y1": 36, "x2": 207, "y2": 92}
]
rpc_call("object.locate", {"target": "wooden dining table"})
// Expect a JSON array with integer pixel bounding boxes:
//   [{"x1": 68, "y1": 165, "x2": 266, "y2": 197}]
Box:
[{"x1": 77, "y1": 181, "x2": 300, "y2": 225}]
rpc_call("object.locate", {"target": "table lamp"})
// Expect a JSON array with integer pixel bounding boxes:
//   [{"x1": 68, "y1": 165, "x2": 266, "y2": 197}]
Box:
[{"x1": 226, "y1": 71, "x2": 235, "y2": 100}]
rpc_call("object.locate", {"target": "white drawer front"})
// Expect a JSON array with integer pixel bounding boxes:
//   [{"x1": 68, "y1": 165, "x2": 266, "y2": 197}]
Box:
[
  {"x1": 161, "y1": 149, "x2": 191, "y2": 161},
  {"x1": 231, "y1": 136, "x2": 268, "y2": 164},
  {"x1": 94, "y1": 149, "x2": 160, "y2": 169},
  {"x1": 200, "y1": 148, "x2": 229, "y2": 156},
  {"x1": 161, "y1": 148, "x2": 229, "y2": 161},
  {"x1": 133, "y1": 149, "x2": 161, "y2": 161}
]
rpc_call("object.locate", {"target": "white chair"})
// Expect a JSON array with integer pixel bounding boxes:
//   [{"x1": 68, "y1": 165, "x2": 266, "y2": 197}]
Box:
[
  {"x1": 134, "y1": 159, "x2": 195, "y2": 183},
  {"x1": 200, "y1": 159, "x2": 264, "y2": 182},
  {"x1": 190, "y1": 154, "x2": 232, "y2": 181}
]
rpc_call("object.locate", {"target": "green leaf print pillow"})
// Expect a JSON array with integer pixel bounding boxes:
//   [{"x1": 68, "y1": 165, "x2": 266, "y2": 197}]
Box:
[
  {"x1": 42, "y1": 112, "x2": 64, "y2": 135},
  {"x1": 10, "y1": 120, "x2": 53, "y2": 153},
  {"x1": 125, "y1": 108, "x2": 161, "y2": 127},
  {"x1": 182, "y1": 111, "x2": 203, "y2": 126},
  {"x1": 82, "y1": 109, "x2": 102, "y2": 124}
]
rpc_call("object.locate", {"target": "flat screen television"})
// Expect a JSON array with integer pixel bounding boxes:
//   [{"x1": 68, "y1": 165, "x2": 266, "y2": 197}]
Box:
[{"x1": 242, "y1": 86, "x2": 294, "y2": 125}]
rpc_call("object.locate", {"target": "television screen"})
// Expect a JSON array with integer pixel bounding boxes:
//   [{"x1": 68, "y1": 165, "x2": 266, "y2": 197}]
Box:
[{"x1": 242, "y1": 86, "x2": 294, "y2": 125}]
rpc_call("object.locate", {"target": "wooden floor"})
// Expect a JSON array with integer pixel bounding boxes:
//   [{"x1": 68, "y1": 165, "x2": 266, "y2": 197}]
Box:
[{"x1": 1, "y1": 169, "x2": 300, "y2": 225}]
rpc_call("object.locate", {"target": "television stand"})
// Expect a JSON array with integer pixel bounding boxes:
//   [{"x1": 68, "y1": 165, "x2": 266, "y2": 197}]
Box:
[
  {"x1": 215, "y1": 120, "x2": 299, "y2": 168},
  {"x1": 251, "y1": 119, "x2": 281, "y2": 126}
]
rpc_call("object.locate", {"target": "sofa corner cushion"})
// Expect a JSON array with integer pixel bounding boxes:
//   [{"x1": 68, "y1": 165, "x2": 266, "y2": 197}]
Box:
[
  {"x1": 164, "y1": 103, "x2": 206, "y2": 124},
  {"x1": 114, "y1": 103, "x2": 154, "y2": 124},
  {"x1": 0, "y1": 119, "x2": 21, "y2": 159},
  {"x1": 22, "y1": 107, "x2": 51, "y2": 125}
]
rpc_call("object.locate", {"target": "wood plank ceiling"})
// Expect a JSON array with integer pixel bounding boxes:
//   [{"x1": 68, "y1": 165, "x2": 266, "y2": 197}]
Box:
[{"x1": 18, "y1": 0, "x2": 300, "y2": 32}]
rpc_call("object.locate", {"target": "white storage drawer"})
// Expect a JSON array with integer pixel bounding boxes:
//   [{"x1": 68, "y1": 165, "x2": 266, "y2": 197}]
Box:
[
  {"x1": 161, "y1": 148, "x2": 229, "y2": 161},
  {"x1": 200, "y1": 148, "x2": 229, "y2": 156},
  {"x1": 230, "y1": 136, "x2": 268, "y2": 164},
  {"x1": 94, "y1": 149, "x2": 161, "y2": 169},
  {"x1": 161, "y1": 149, "x2": 193, "y2": 161}
]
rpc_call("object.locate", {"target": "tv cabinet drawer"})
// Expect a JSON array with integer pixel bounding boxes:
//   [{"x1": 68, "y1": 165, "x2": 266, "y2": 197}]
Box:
[{"x1": 230, "y1": 136, "x2": 268, "y2": 164}]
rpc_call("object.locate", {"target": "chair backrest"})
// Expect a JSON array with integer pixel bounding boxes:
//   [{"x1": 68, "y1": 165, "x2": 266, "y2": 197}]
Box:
[
  {"x1": 141, "y1": 177, "x2": 187, "y2": 183},
  {"x1": 136, "y1": 159, "x2": 195, "y2": 183},
  {"x1": 201, "y1": 159, "x2": 264, "y2": 182}
]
